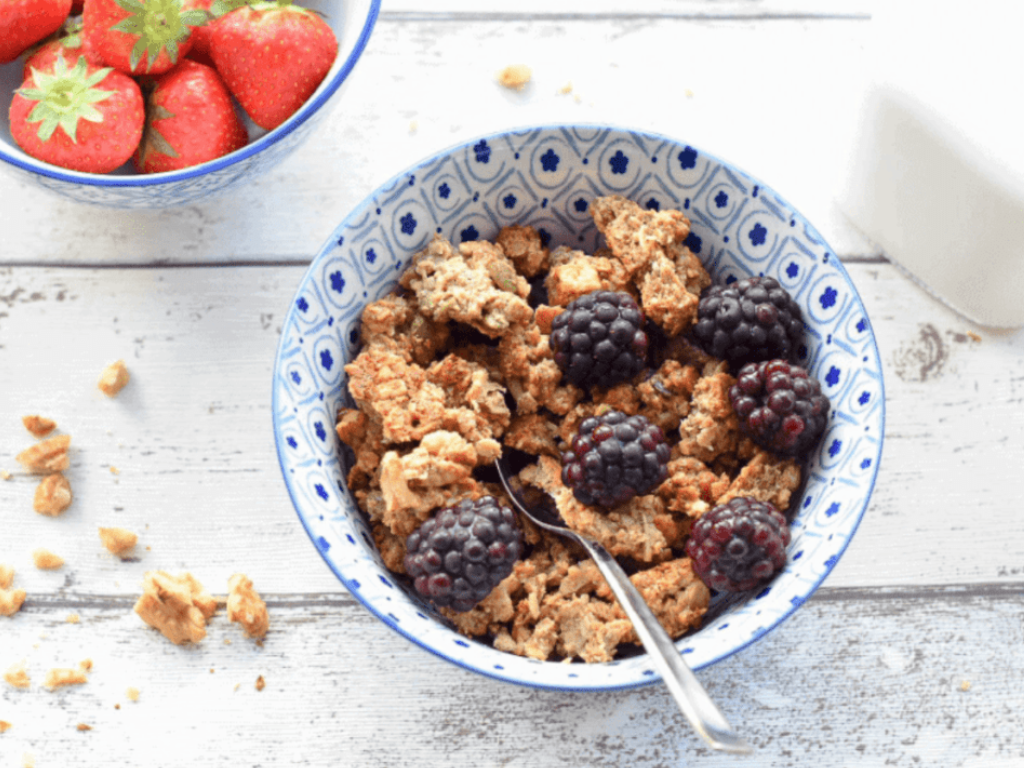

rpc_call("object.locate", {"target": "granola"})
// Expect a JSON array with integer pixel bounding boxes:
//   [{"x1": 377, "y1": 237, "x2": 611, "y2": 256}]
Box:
[
  {"x1": 335, "y1": 195, "x2": 803, "y2": 663},
  {"x1": 33, "y1": 473, "x2": 72, "y2": 516},
  {"x1": 98, "y1": 526, "x2": 138, "y2": 555},
  {"x1": 16, "y1": 434, "x2": 70, "y2": 474},
  {"x1": 226, "y1": 574, "x2": 269, "y2": 639},
  {"x1": 22, "y1": 415, "x2": 56, "y2": 437},
  {"x1": 98, "y1": 359, "x2": 130, "y2": 396},
  {"x1": 133, "y1": 571, "x2": 217, "y2": 645},
  {"x1": 32, "y1": 548, "x2": 64, "y2": 570}
]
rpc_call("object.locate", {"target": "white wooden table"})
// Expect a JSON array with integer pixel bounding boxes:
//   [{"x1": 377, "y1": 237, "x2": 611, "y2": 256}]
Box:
[{"x1": 3, "y1": 2, "x2": 1023, "y2": 765}]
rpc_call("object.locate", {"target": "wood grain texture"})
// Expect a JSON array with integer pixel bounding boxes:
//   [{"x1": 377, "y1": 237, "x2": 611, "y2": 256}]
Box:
[
  {"x1": 1, "y1": 586, "x2": 1021, "y2": 767},
  {"x1": 0, "y1": 12, "x2": 877, "y2": 266}
]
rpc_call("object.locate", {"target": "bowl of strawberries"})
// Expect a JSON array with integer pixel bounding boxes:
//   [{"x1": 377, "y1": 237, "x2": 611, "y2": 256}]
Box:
[{"x1": 0, "y1": 0, "x2": 379, "y2": 207}]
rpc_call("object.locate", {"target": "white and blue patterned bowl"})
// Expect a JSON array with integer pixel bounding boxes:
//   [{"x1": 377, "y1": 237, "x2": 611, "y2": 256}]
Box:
[
  {"x1": 273, "y1": 125, "x2": 885, "y2": 691},
  {"x1": 0, "y1": 0, "x2": 379, "y2": 208}
]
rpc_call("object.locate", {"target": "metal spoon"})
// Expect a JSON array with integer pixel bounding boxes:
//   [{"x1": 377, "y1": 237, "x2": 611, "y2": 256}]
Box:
[{"x1": 495, "y1": 458, "x2": 753, "y2": 755}]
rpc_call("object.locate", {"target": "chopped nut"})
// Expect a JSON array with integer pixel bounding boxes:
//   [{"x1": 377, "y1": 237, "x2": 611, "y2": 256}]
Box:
[
  {"x1": 44, "y1": 667, "x2": 88, "y2": 690},
  {"x1": 22, "y1": 415, "x2": 56, "y2": 437},
  {"x1": 0, "y1": 586, "x2": 21, "y2": 617},
  {"x1": 497, "y1": 63, "x2": 531, "y2": 91},
  {"x1": 126, "y1": 686, "x2": 140, "y2": 702},
  {"x1": 133, "y1": 571, "x2": 217, "y2": 645},
  {"x1": 226, "y1": 574, "x2": 269, "y2": 639},
  {"x1": 0, "y1": 564, "x2": 13, "y2": 590},
  {"x1": 98, "y1": 360, "x2": 130, "y2": 396},
  {"x1": 98, "y1": 526, "x2": 138, "y2": 555},
  {"x1": 4, "y1": 662, "x2": 30, "y2": 689},
  {"x1": 16, "y1": 434, "x2": 70, "y2": 474},
  {"x1": 255, "y1": 675, "x2": 265, "y2": 691},
  {"x1": 32, "y1": 548, "x2": 64, "y2": 570},
  {"x1": 33, "y1": 473, "x2": 72, "y2": 516},
  {"x1": 0, "y1": 720, "x2": 11, "y2": 733},
  {"x1": 76, "y1": 723, "x2": 92, "y2": 732}
]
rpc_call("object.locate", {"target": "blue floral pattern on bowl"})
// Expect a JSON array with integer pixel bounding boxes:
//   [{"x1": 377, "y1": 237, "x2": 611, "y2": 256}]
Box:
[{"x1": 272, "y1": 125, "x2": 885, "y2": 691}]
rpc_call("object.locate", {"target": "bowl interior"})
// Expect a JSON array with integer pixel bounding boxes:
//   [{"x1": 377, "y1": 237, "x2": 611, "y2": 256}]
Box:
[
  {"x1": 0, "y1": 0, "x2": 378, "y2": 188},
  {"x1": 273, "y1": 125, "x2": 885, "y2": 691}
]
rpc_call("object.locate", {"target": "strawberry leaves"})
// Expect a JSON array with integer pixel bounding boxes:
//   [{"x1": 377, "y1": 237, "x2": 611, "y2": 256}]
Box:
[
  {"x1": 17, "y1": 56, "x2": 115, "y2": 142},
  {"x1": 110, "y1": 0, "x2": 210, "y2": 71}
]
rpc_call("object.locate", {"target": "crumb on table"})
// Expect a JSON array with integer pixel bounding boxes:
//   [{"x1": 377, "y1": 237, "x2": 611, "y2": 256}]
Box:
[
  {"x1": 0, "y1": 585, "x2": 20, "y2": 617},
  {"x1": 44, "y1": 667, "x2": 88, "y2": 690},
  {"x1": 255, "y1": 675, "x2": 265, "y2": 691},
  {"x1": 32, "y1": 548, "x2": 64, "y2": 570},
  {"x1": 3, "y1": 662, "x2": 30, "y2": 689},
  {"x1": 22, "y1": 415, "x2": 57, "y2": 437},
  {"x1": 98, "y1": 526, "x2": 138, "y2": 555},
  {"x1": 126, "y1": 686, "x2": 140, "y2": 702},
  {"x1": 33, "y1": 473, "x2": 73, "y2": 516},
  {"x1": 76, "y1": 723, "x2": 92, "y2": 731},
  {"x1": 66, "y1": 613, "x2": 80, "y2": 624},
  {"x1": 497, "y1": 64, "x2": 531, "y2": 91},
  {"x1": 0, "y1": 564, "x2": 14, "y2": 590},
  {"x1": 98, "y1": 360, "x2": 130, "y2": 396},
  {"x1": 226, "y1": 574, "x2": 269, "y2": 639},
  {"x1": 0, "y1": 720, "x2": 11, "y2": 733},
  {"x1": 133, "y1": 571, "x2": 217, "y2": 645},
  {"x1": 16, "y1": 434, "x2": 71, "y2": 474}
]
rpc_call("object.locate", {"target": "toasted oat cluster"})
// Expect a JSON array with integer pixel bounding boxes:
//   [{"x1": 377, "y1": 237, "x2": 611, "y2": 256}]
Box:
[
  {"x1": 335, "y1": 195, "x2": 803, "y2": 663},
  {"x1": 133, "y1": 571, "x2": 218, "y2": 645}
]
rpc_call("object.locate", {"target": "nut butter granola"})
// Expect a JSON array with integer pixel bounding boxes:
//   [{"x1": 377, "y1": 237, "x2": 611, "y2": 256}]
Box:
[{"x1": 335, "y1": 195, "x2": 805, "y2": 663}]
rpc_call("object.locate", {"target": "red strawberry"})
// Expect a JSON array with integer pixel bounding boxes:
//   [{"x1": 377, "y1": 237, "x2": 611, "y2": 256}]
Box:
[
  {"x1": 22, "y1": 17, "x2": 104, "y2": 79},
  {"x1": 10, "y1": 55, "x2": 144, "y2": 173},
  {"x1": 0, "y1": 0, "x2": 74, "y2": 64},
  {"x1": 133, "y1": 59, "x2": 247, "y2": 173},
  {"x1": 84, "y1": 0, "x2": 209, "y2": 75},
  {"x1": 209, "y1": 1, "x2": 338, "y2": 131}
]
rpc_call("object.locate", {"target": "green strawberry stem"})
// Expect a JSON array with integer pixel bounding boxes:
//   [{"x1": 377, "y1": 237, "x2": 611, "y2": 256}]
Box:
[
  {"x1": 17, "y1": 57, "x2": 114, "y2": 143},
  {"x1": 112, "y1": 0, "x2": 210, "y2": 71}
]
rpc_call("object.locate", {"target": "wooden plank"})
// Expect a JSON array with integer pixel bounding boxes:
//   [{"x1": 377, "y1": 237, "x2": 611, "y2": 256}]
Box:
[
  {"x1": 0, "y1": 15, "x2": 876, "y2": 266},
  {"x1": 0, "y1": 585, "x2": 1021, "y2": 767},
  {"x1": 1, "y1": 262, "x2": 1022, "y2": 597}
]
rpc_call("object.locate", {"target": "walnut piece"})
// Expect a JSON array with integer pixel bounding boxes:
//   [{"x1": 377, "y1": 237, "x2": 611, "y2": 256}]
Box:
[
  {"x1": 3, "y1": 662, "x2": 30, "y2": 689},
  {"x1": 15, "y1": 434, "x2": 70, "y2": 474},
  {"x1": 133, "y1": 571, "x2": 217, "y2": 645},
  {"x1": 226, "y1": 574, "x2": 269, "y2": 639},
  {"x1": 43, "y1": 667, "x2": 88, "y2": 691},
  {"x1": 22, "y1": 415, "x2": 56, "y2": 437},
  {"x1": 0, "y1": 587, "x2": 26, "y2": 617},
  {"x1": 98, "y1": 526, "x2": 138, "y2": 555},
  {"x1": 32, "y1": 548, "x2": 64, "y2": 570},
  {"x1": 98, "y1": 359, "x2": 130, "y2": 396},
  {"x1": 33, "y1": 473, "x2": 72, "y2": 516}
]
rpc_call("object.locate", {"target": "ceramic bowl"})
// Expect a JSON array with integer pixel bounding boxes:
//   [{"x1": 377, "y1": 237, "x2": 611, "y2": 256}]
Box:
[
  {"x1": 272, "y1": 124, "x2": 885, "y2": 691},
  {"x1": 0, "y1": 0, "x2": 379, "y2": 208}
]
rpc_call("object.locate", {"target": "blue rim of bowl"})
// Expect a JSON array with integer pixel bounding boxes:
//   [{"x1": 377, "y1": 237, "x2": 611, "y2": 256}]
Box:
[
  {"x1": 272, "y1": 122, "x2": 887, "y2": 691},
  {"x1": 0, "y1": 0, "x2": 380, "y2": 185}
]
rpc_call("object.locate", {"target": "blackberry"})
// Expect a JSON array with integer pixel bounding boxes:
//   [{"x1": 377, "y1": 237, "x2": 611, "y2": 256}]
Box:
[
  {"x1": 561, "y1": 410, "x2": 671, "y2": 509},
  {"x1": 729, "y1": 359, "x2": 830, "y2": 456},
  {"x1": 692, "y1": 276, "x2": 804, "y2": 369},
  {"x1": 404, "y1": 496, "x2": 523, "y2": 613},
  {"x1": 549, "y1": 290, "x2": 648, "y2": 389},
  {"x1": 686, "y1": 496, "x2": 790, "y2": 592}
]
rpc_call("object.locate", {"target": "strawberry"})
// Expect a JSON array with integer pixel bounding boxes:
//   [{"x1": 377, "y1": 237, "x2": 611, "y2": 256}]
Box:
[
  {"x1": 22, "y1": 17, "x2": 105, "y2": 79},
  {"x1": 10, "y1": 55, "x2": 144, "y2": 173},
  {"x1": 0, "y1": 0, "x2": 74, "y2": 64},
  {"x1": 84, "y1": 0, "x2": 209, "y2": 75},
  {"x1": 133, "y1": 59, "x2": 247, "y2": 173},
  {"x1": 209, "y1": 1, "x2": 338, "y2": 131}
]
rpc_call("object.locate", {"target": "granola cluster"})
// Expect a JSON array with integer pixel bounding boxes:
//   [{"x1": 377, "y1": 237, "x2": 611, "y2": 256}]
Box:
[{"x1": 335, "y1": 195, "x2": 803, "y2": 663}]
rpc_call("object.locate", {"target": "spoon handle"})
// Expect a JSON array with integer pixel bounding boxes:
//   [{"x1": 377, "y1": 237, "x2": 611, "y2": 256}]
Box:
[{"x1": 579, "y1": 538, "x2": 753, "y2": 755}]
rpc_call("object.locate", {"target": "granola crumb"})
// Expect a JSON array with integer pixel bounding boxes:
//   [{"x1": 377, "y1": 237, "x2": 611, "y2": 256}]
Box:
[
  {"x1": 967, "y1": 331, "x2": 982, "y2": 342},
  {"x1": 223, "y1": 638, "x2": 232, "y2": 645},
  {"x1": 66, "y1": 613, "x2": 80, "y2": 624},
  {"x1": 133, "y1": 571, "x2": 217, "y2": 645},
  {"x1": 98, "y1": 359, "x2": 130, "y2": 396},
  {"x1": 557, "y1": 81, "x2": 573, "y2": 95},
  {"x1": 0, "y1": 720, "x2": 11, "y2": 733},
  {"x1": 44, "y1": 667, "x2": 88, "y2": 690},
  {"x1": 33, "y1": 473, "x2": 73, "y2": 516},
  {"x1": 32, "y1": 548, "x2": 64, "y2": 570},
  {"x1": 255, "y1": 675, "x2": 265, "y2": 691},
  {"x1": 114, "y1": 703, "x2": 120, "y2": 710},
  {"x1": 98, "y1": 526, "x2": 138, "y2": 555},
  {"x1": 0, "y1": 586, "x2": 20, "y2": 617},
  {"x1": 126, "y1": 686, "x2": 140, "y2": 702},
  {"x1": 79, "y1": 659, "x2": 92, "y2": 672},
  {"x1": 23, "y1": 753, "x2": 34, "y2": 768},
  {"x1": 0, "y1": 564, "x2": 13, "y2": 590},
  {"x1": 0, "y1": 470, "x2": 10, "y2": 480},
  {"x1": 22, "y1": 415, "x2": 57, "y2": 437},
  {"x1": 16, "y1": 434, "x2": 71, "y2": 474},
  {"x1": 4, "y1": 662, "x2": 30, "y2": 689},
  {"x1": 497, "y1": 64, "x2": 531, "y2": 91},
  {"x1": 226, "y1": 574, "x2": 269, "y2": 640},
  {"x1": 76, "y1": 723, "x2": 92, "y2": 731},
  {"x1": 960, "y1": 679, "x2": 971, "y2": 691},
  {"x1": 110, "y1": 466, "x2": 120, "y2": 475}
]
